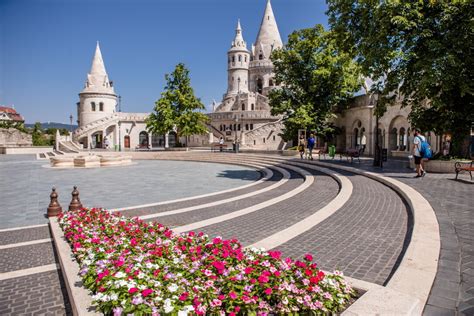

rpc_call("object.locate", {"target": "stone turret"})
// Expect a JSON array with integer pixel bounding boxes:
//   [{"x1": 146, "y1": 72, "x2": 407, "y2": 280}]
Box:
[
  {"x1": 78, "y1": 42, "x2": 117, "y2": 127},
  {"x1": 225, "y1": 19, "x2": 250, "y2": 99},
  {"x1": 249, "y1": 0, "x2": 282, "y2": 95}
]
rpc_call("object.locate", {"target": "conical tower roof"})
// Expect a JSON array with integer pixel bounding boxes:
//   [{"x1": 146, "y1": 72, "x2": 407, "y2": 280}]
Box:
[
  {"x1": 81, "y1": 42, "x2": 115, "y2": 94},
  {"x1": 254, "y1": 0, "x2": 283, "y2": 59},
  {"x1": 229, "y1": 19, "x2": 249, "y2": 52}
]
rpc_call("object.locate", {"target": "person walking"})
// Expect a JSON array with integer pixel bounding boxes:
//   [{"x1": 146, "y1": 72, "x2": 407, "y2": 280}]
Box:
[
  {"x1": 307, "y1": 133, "x2": 315, "y2": 160},
  {"x1": 298, "y1": 134, "x2": 306, "y2": 159},
  {"x1": 413, "y1": 129, "x2": 426, "y2": 178},
  {"x1": 219, "y1": 136, "x2": 224, "y2": 152}
]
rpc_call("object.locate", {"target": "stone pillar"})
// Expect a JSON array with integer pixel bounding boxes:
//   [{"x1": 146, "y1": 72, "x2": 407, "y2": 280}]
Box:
[
  {"x1": 102, "y1": 129, "x2": 106, "y2": 148},
  {"x1": 148, "y1": 132, "x2": 152, "y2": 149},
  {"x1": 115, "y1": 124, "x2": 119, "y2": 149},
  {"x1": 165, "y1": 132, "x2": 169, "y2": 148},
  {"x1": 86, "y1": 133, "x2": 91, "y2": 149},
  {"x1": 403, "y1": 133, "x2": 408, "y2": 151}
]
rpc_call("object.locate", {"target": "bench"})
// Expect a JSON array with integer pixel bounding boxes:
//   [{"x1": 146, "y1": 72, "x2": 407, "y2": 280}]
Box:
[
  {"x1": 211, "y1": 144, "x2": 228, "y2": 152},
  {"x1": 455, "y1": 161, "x2": 473, "y2": 180},
  {"x1": 340, "y1": 148, "x2": 363, "y2": 163}
]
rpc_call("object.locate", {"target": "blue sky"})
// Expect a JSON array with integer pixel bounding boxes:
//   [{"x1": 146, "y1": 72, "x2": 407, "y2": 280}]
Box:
[{"x1": 0, "y1": 0, "x2": 328, "y2": 124}]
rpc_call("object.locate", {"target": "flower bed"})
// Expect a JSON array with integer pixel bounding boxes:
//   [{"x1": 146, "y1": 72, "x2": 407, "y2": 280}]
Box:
[{"x1": 58, "y1": 208, "x2": 355, "y2": 315}]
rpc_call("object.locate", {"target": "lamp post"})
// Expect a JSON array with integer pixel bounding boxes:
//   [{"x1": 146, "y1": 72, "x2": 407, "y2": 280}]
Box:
[
  {"x1": 118, "y1": 96, "x2": 122, "y2": 151},
  {"x1": 234, "y1": 116, "x2": 239, "y2": 153},
  {"x1": 69, "y1": 114, "x2": 73, "y2": 133}
]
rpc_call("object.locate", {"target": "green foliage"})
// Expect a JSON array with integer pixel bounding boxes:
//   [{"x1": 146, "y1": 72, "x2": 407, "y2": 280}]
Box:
[
  {"x1": 0, "y1": 120, "x2": 27, "y2": 133},
  {"x1": 31, "y1": 122, "x2": 50, "y2": 146},
  {"x1": 269, "y1": 25, "x2": 362, "y2": 142},
  {"x1": 327, "y1": 0, "x2": 474, "y2": 156},
  {"x1": 146, "y1": 63, "x2": 209, "y2": 146}
]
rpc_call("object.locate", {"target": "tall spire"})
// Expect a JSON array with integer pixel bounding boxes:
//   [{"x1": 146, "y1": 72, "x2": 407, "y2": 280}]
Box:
[
  {"x1": 90, "y1": 41, "x2": 107, "y2": 76},
  {"x1": 81, "y1": 42, "x2": 115, "y2": 94},
  {"x1": 230, "y1": 19, "x2": 247, "y2": 50},
  {"x1": 254, "y1": 0, "x2": 283, "y2": 59}
]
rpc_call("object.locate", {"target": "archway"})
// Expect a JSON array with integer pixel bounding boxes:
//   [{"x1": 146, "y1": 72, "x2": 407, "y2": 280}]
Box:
[
  {"x1": 139, "y1": 131, "x2": 149, "y2": 148},
  {"x1": 91, "y1": 131, "x2": 103, "y2": 149},
  {"x1": 152, "y1": 134, "x2": 165, "y2": 148},
  {"x1": 389, "y1": 128, "x2": 398, "y2": 150},
  {"x1": 257, "y1": 78, "x2": 263, "y2": 94},
  {"x1": 353, "y1": 128, "x2": 359, "y2": 148},
  {"x1": 168, "y1": 132, "x2": 177, "y2": 147}
]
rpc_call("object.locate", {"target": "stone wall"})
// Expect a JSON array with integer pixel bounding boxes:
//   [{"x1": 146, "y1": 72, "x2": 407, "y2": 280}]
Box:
[{"x1": 0, "y1": 128, "x2": 32, "y2": 147}]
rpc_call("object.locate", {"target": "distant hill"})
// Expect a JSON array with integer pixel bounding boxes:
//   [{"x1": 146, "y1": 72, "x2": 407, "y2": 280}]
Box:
[{"x1": 25, "y1": 122, "x2": 78, "y2": 130}]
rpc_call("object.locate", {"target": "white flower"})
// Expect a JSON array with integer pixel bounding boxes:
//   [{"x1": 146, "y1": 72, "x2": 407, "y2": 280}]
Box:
[
  {"x1": 168, "y1": 283, "x2": 179, "y2": 293},
  {"x1": 115, "y1": 271, "x2": 126, "y2": 278},
  {"x1": 110, "y1": 293, "x2": 118, "y2": 301},
  {"x1": 164, "y1": 298, "x2": 174, "y2": 313}
]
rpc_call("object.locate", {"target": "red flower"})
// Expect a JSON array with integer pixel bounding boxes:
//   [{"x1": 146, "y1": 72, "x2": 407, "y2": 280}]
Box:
[
  {"x1": 258, "y1": 274, "x2": 269, "y2": 283},
  {"x1": 264, "y1": 288, "x2": 273, "y2": 295},
  {"x1": 268, "y1": 251, "x2": 282, "y2": 260},
  {"x1": 128, "y1": 287, "x2": 139, "y2": 294},
  {"x1": 304, "y1": 254, "x2": 313, "y2": 262},
  {"x1": 229, "y1": 291, "x2": 237, "y2": 299},
  {"x1": 179, "y1": 292, "x2": 189, "y2": 301},
  {"x1": 141, "y1": 289, "x2": 153, "y2": 297},
  {"x1": 244, "y1": 267, "x2": 254, "y2": 274},
  {"x1": 212, "y1": 261, "x2": 225, "y2": 270}
]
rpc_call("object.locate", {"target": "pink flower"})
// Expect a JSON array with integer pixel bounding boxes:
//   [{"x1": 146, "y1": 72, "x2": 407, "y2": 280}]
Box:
[
  {"x1": 128, "y1": 287, "x2": 139, "y2": 294},
  {"x1": 229, "y1": 291, "x2": 237, "y2": 299},
  {"x1": 268, "y1": 250, "x2": 282, "y2": 259},
  {"x1": 210, "y1": 299, "x2": 222, "y2": 307},
  {"x1": 304, "y1": 254, "x2": 313, "y2": 262},
  {"x1": 264, "y1": 288, "x2": 273, "y2": 295},
  {"x1": 141, "y1": 289, "x2": 153, "y2": 297},
  {"x1": 179, "y1": 292, "x2": 189, "y2": 301},
  {"x1": 212, "y1": 261, "x2": 225, "y2": 270},
  {"x1": 258, "y1": 274, "x2": 269, "y2": 283}
]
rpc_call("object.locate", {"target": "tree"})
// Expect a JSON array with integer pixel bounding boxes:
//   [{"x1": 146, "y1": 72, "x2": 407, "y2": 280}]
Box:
[
  {"x1": 31, "y1": 122, "x2": 49, "y2": 146},
  {"x1": 327, "y1": 1, "x2": 474, "y2": 156},
  {"x1": 269, "y1": 25, "x2": 362, "y2": 142},
  {"x1": 146, "y1": 63, "x2": 209, "y2": 147}
]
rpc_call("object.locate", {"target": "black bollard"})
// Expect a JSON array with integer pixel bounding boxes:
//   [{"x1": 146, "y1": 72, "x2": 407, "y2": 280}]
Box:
[
  {"x1": 47, "y1": 187, "x2": 62, "y2": 217},
  {"x1": 68, "y1": 186, "x2": 83, "y2": 211}
]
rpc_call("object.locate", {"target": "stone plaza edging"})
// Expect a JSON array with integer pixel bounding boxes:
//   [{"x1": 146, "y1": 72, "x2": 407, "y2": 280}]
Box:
[
  {"x1": 49, "y1": 154, "x2": 440, "y2": 315},
  {"x1": 308, "y1": 160, "x2": 440, "y2": 315}
]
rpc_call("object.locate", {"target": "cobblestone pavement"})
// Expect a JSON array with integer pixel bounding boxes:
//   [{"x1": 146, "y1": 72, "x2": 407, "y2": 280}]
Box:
[
  {"x1": 197, "y1": 167, "x2": 339, "y2": 246},
  {"x1": 315, "y1": 157, "x2": 473, "y2": 316},
  {"x1": 0, "y1": 270, "x2": 70, "y2": 315},
  {"x1": 0, "y1": 155, "x2": 260, "y2": 229},
  {"x1": 0, "y1": 225, "x2": 50, "y2": 245},
  {"x1": 0, "y1": 241, "x2": 56, "y2": 273},
  {"x1": 145, "y1": 169, "x2": 303, "y2": 227}
]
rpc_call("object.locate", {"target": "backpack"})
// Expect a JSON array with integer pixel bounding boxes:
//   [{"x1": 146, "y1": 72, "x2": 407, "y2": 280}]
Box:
[
  {"x1": 307, "y1": 137, "x2": 315, "y2": 147},
  {"x1": 417, "y1": 136, "x2": 432, "y2": 159}
]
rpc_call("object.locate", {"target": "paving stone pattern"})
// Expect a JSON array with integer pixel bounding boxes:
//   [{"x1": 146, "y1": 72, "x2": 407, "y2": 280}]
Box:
[
  {"x1": 198, "y1": 168, "x2": 339, "y2": 246},
  {"x1": 0, "y1": 155, "x2": 260, "y2": 229},
  {"x1": 0, "y1": 241, "x2": 56, "y2": 273},
  {"x1": 276, "y1": 167, "x2": 409, "y2": 286},
  {"x1": 0, "y1": 225, "x2": 50, "y2": 245},
  {"x1": 0, "y1": 270, "x2": 71, "y2": 315},
  {"x1": 145, "y1": 170, "x2": 304, "y2": 227},
  {"x1": 120, "y1": 168, "x2": 278, "y2": 218}
]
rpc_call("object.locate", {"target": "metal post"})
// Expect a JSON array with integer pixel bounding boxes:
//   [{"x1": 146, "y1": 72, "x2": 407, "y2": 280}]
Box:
[{"x1": 69, "y1": 114, "x2": 73, "y2": 133}]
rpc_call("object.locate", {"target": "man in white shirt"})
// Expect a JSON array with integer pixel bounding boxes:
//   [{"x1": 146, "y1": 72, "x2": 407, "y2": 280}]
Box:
[{"x1": 413, "y1": 129, "x2": 426, "y2": 178}]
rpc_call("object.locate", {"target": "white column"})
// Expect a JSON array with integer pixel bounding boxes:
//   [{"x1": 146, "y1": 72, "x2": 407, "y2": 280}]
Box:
[
  {"x1": 165, "y1": 132, "x2": 169, "y2": 148},
  {"x1": 403, "y1": 133, "x2": 408, "y2": 151},
  {"x1": 149, "y1": 132, "x2": 152, "y2": 149},
  {"x1": 115, "y1": 124, "x2": 119, "y2": 149}
]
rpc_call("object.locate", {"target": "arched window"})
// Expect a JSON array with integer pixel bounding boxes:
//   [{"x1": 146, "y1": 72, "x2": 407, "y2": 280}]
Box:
[
  {"x1": 273, "y1": 135, "x2": 276, "y2": 141},
  {"x1": 399, "y1": 127, "x2": 406, "y2": 151},
  {"x1": 99, "y1": 102, "x2": 104, "y2": 111},
  {"x1": 238, "y1": 124, "x2": 241, "y2": 131},
  {"x1": 353, "y1": 128, "x2": 359, "y2": 148},
  {"x1": 241, "y1": 103, "x2": 245, "y2": 111},
  {"x1": 232, "y1": 56, "x2": 235, "y2": 63},
  {"x1": 230, "y1": 124, "x2": 232, "y2": 131},
  {"x1": 91, "y1": 102, "x2": 96, "y2": 111},
  {"x1": 390, "y1": 128, "x2": 398, "y2": 150},
  {"x1": 238, "y1": 55, "x2": 242, "y2": 62},
  {"x1": 263, "y1": 138, "x2": 266, "y2": 143},
  {"x1": 257, "y1": 78, "x2": 263, "y2": 94},
  {"x1": 244, "y1": 56, "x2": 247, "y2": 62},
  {"x1": 251, "y1": 104, "x2": 255, "y2": 111},
  {"x1": 259, "y1": 54, "x2": 263, "y2": 60},
  {"x1": 139, "y1": 131, "x2": 149, "y2": 148},
  {"x1": 246, "y1": 124, "x2": 249, "y2": 130},
  {"x1": 250, "y1": 124, "x2": 254, "y2": 130},
  {"x1": 269, "y1": 79, "x2": 274, "y2": 86}
]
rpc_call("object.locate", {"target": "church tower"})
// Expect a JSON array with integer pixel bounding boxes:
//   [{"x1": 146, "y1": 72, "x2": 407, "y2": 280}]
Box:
[
  {"x1": 225, "y1": 19, "x2": 250, "y2": 99},
  {"x1": 78, "y1": 42, "x2": 117, "y2": 127},
  {"x1": 249, "y1": 0, "x2": 283, "y2": 95}
]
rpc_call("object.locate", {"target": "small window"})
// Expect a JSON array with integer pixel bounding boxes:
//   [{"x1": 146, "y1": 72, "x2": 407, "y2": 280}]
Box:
[
  {"x1": 269, "y1": 79, "x2": 274, "y2": 86},
  {"x1": 259, "y1": 54, "x2": 263, "y2": 60},
  {"x1": 273, "y1": 135, "x2": 276, "y2": 141},
  {"x1": 245, "y1": 56, "x2": 247, "y2": 62},
  {"x1": 246, "y1": 124, "x2": 249, "y2": 130},
  {"x1": 232, "y1": 56, "x2": 235, "y2": 62},
  {"x1": 251, "y1": 104, "x2": 255, "y2": 111},
  {"x1": 233, "y1": 124, "x2": 236, "y2": 130},
  {"x1": 250, "y1": 124, "x2": 254, "y2": 130},
  {"x1": 230, "y1": 125, "x2": 232, "y2": 131},
  {"x1": 91, "y1": 102, "x2": 96, "y2": 111},
  {"x1": 99, "y1": 102, "x2": 104, "y2": 111},
  {"x1": 238, "y1": 124, "x2": 241, "y2": 131},
  {"x1": 241, "y1": 103, "x2": 245, "y2": 111},
  {"x1": 253, "y1": 140, "x2": 256, "y2": 145},
  {"x1": 263, "y1": 138, "x2": 265, "y2": 143},
  {"x1": 238, "y1": 55, "x2": 241, "y2": 62}
]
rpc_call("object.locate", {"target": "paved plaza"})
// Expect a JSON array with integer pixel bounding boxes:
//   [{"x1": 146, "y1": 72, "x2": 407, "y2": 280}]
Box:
[{"x1": 0, "y1": 152, "x2": 472, "y2": 315}]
